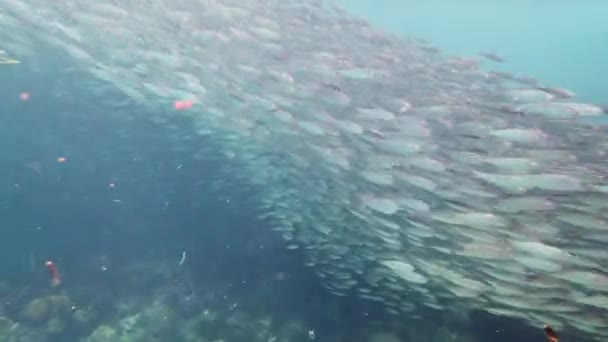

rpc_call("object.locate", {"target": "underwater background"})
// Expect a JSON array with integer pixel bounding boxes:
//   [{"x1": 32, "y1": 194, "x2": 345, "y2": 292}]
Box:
[
  {"x1": 340, "y1": 0, "x2": 608, "y2": 104},
  {"x1": 0, "y1": 1, "x2": 606, "y2": 342}
]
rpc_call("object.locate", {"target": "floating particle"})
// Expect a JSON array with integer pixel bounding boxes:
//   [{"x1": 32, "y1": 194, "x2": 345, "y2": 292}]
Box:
[
  {"x1": 174, "y1": 99, "x2": 194, "y2": 110},
  {"x1": 308, "y1": 329, "x2": 315, "y2": 340}
]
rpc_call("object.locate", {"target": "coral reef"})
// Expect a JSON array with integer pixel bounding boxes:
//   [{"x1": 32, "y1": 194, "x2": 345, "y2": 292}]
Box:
[{"x1": 1, "y1": 260, "x2": 484, "y2": 342}]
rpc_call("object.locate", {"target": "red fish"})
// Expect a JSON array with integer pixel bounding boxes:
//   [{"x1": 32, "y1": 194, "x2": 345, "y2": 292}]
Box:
[
  {"x1": 45, "y1": 260, "x2": 61, "y2": 287},
  {"x1": 544, "y1": 325, "x2": 559, "y2": 342}
]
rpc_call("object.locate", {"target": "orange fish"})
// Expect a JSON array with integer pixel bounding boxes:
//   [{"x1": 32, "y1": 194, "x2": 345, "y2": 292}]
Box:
[{"x1": 544, "y1": 325, "x2": 559, "y2": 342}]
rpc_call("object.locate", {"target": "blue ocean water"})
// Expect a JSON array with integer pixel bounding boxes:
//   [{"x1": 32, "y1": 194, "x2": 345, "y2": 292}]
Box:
[{"x1": 338, "y1": 0, "x2": 608, "y2": 104}]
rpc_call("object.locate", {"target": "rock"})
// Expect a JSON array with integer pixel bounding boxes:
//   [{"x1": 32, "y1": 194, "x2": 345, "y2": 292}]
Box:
[
  {"x1": 118, "y1": 313, "x2": 140, "y2": 333},
  {"x1": 0, "y1": 315, "x2": 15, "y2": 337},
  {"x1": 432, "y1": 326, "x2": 459, "y2": 342},
  {"x1": 181, "y1": 317, "x2": 209, "y2": 342},
  {"x1": 108, "y1": 299, "x2": 176, "y2": 341},
  {"x1": 367, "y1": 331, "x2": 402, "y2": 342},
  {"x1": 45, "y1": 317, "x2": 66, "y2": 335},
  {"x1": 85, "y1": 325, "x2": 118, "y2": 342},
  {"x1": 20, "y1": 297, "x2": 51, "y2": 323},
  {"x1": 48, "y1": 294, "x2": 72, "y2": 315},
  {"x1": 279, "y1": 320, "x2": 305, "y2": 341},
  {"x1": 73, "y1": 309, "x2": 96, "y2": 327}
]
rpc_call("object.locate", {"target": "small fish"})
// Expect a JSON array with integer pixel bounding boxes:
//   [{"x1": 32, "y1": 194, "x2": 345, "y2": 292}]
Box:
[
  {"x1": 178, "y1": 250, "x2": 187, "y2": 267},
  {"x1": 544, "y1": 325, "x2": 559, "y2": 342},
  {"x1": 536, "y1": 86, "x2": 575, "y2": 99},
  {"x1": 479, "y1": 52, "x2": 506, "y2": 63},
  {"x1": 515, "y1": 75, "x2": 539, "y2": 86},
  {"x1": 420, "y1": 45, "x2": 440, "y2": 54},
  {"x1": 322, "y1": 83, "x2": 341, "y2": 92}
]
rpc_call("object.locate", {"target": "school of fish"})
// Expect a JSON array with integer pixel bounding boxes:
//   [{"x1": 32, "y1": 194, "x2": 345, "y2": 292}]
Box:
[{"x1": 1, "y1": 0, "x2": 607, "y2": 340}]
